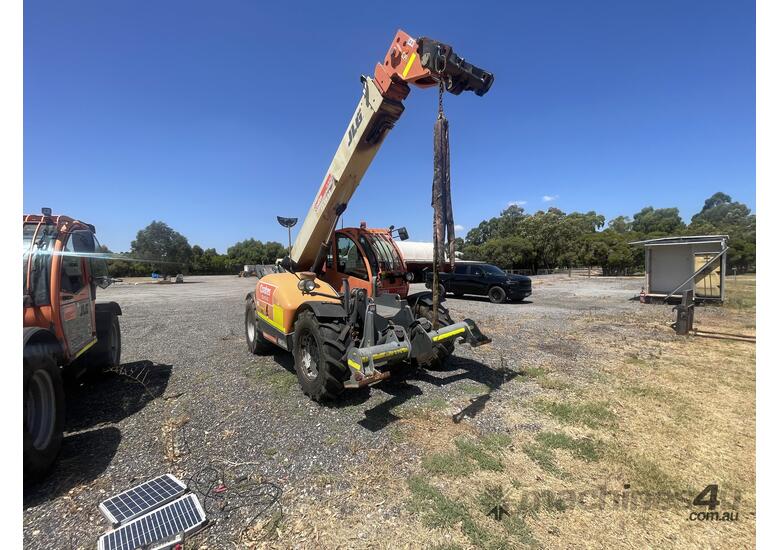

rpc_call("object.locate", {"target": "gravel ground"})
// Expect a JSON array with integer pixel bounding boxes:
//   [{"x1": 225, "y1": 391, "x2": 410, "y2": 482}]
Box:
[{"x1": 22, "y1": 274, "x2": 650, "y2": 548}]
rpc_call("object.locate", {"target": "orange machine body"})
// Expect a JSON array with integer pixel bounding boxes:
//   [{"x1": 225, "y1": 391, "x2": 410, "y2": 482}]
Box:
[{"x1": 23, "y1": 214, "x2": 98, "y2": 363}]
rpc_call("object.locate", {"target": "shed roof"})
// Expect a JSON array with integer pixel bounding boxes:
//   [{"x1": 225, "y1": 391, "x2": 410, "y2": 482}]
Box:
[{"x1": 629, "y1": 235, "x2": 728, "y2": 247}]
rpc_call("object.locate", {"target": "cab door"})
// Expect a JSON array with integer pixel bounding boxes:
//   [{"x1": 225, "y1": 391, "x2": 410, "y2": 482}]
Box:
[
  {"x1": 58, "y1": 233, "x2": 96, "y2": 359},
  {"x1": 332, "y1": 233, "x2": 372, "y2": 296}
]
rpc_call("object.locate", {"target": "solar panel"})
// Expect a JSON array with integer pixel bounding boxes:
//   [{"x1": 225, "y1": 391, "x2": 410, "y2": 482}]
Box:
[
  {"x1": 99, "y1": 474, "x2": 187, "y2": 526},
  {"x1": 97, "y1": 493, "x2": 206, "y2": 550}
]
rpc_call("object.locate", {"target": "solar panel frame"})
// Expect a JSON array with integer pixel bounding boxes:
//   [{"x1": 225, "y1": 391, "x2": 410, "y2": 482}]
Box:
[
  {"x1": 98, "y1": 474, "x2": 188, "y2": 526},
  {"x1": 97, "y1": 493, "x2": 207, "y2": 550}
]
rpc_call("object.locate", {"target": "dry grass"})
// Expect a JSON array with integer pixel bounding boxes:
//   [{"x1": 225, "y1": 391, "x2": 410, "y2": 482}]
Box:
[{"x1": 266, "y1": 278, "x2": 755, "y2": 548}]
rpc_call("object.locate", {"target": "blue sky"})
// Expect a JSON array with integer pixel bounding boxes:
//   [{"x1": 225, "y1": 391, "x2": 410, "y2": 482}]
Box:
[{"x1": 24, "y1": 1, "x2": 755, "y2": 252}]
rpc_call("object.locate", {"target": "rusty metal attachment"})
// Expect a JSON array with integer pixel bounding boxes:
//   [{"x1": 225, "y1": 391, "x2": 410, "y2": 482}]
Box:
[{"x1": 672, "y1": 289, "x2": 695, "y2": 335}]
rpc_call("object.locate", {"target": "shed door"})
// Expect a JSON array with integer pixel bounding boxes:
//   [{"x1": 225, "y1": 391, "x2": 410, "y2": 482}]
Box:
[{"x1": 694, "y1": 253, "x2": 721, "y2": 298}]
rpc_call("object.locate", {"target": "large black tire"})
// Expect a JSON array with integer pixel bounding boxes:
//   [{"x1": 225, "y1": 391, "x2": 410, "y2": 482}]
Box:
[
  {"x1": 292, "y1": 311, "x2": 350, "y2": 402},
  {"x1": 488, "y1": 286, "x2": 507, "y2": 304},
  {"x1": 415, "y1": 303, "x2": 455, "y2": 370},
  {"x1": 24, "y1": 344, "x2": 65, "y2": 481},
  {"x1": 245, "y1": 296, "x2": 273, "y2": 354},
  {"x1": 79, "y1": 312, "x2": 121, "y2": 372}
]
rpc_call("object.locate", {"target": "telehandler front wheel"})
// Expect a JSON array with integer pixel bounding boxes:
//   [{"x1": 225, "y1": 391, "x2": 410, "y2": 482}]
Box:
[
  {"x1": 292, "y1": 311, "x2": 349, "y2": 402},
  {"x1": 23, "y1": 345, "x2": 65, "y2": 481},
  {"x1": 414, "y1": 303, "x2": 455, "y2": 370}
]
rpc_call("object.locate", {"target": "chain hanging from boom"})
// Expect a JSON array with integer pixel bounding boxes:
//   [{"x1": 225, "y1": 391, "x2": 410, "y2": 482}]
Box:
[{"x1": 431, "y1": 69, "x2": 456, "y2": 329}]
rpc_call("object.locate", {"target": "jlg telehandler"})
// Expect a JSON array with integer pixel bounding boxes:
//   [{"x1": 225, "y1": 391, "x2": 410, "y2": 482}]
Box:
[
  {"x1": 245, "y1": 30, "x2": 493, "y2": 401},
  {"x1": 23, "y1": 209, "x2": 122, "y2": 479}
]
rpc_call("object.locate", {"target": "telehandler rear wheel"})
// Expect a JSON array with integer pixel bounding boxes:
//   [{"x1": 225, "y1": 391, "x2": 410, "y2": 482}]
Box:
[
  {"x1": 292, "y1": 311, "x2": 349, "y2": 402},
  {"x1": 414, "y1": 303, "x2": 455, "y2": 370},
  {"x1": 245, "y1": 296, "x2": 272, "y2": 355}
]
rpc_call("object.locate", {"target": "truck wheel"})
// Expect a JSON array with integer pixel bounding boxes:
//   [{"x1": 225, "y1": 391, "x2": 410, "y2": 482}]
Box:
[
  {"x1": 488, "y1": 286, "x2": 507, "y2": 304},
  {"x1": 414, "y1": 303, "x2": 455, "y2": 370},
  {"x1": 245, "y1": 296, "x2": 272, "y2": 354},
  {"x1": 24, "y1": 345, "x2": 65, "y2": 481},
  {"x1": 79, "y1": 312, "x2": 121, "y2": 372},
  {"x1": 292, "y1": 311, "x2": 349, "y2": 402}
]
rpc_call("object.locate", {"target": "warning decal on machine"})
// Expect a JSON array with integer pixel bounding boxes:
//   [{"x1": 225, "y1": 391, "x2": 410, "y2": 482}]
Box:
[{"x1": 313, "y1": 173, "x2": 335, "y2": 213}]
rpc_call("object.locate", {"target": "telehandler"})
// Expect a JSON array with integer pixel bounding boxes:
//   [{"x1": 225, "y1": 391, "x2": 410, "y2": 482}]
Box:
[
  {"x1": 245, "y1": 30, "x2": 493, "y2": 401},
  {"x1": 23, "y1": 209, "x2": 121, "y2": 479}
]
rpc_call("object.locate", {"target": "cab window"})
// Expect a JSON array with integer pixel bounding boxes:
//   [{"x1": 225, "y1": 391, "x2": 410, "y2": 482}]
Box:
[
  {"x1": 61, "y1": 237, "x2": 87, "y2": 295},
  {"x1": 337, "y1": 235, "x2": 368, "y2": 280},
  {"x1": 454, "y1": 264, "x2": 468, "y2": 275},
  {"x1": 470, "y1": 265, "x2": 485, "y2": 277}
]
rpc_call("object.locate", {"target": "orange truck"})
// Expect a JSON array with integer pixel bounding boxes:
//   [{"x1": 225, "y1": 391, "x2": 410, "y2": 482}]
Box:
[
  {"x1": 245, "y1": 30, "x2": 493, "y2": 401},
  {"x1": 23, "y1": 209, "x2": 122, "y2": 479}
]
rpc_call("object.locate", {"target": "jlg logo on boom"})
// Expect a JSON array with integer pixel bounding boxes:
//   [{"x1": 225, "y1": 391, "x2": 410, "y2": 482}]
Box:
[{"x1": 347, "y1": 109, "x2": 363, "y2": 146}]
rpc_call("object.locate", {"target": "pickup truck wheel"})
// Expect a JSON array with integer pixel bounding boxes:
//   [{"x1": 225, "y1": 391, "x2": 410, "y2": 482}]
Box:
[
  {"x1": 414, "y1": 303, "x2": 455, "y2": 370},
  {"x1": 246, "y1": 296, "x2": 273, "y2": 354},
  {"x1": 488, "y1": 286, "x2": 507, "y2": 304},
  {"x1": 24, "y1": 345, "x2": 65, "y2": 481},
  {"x1": 293, "y1": 311, "x2": 349, "y2": 402}
]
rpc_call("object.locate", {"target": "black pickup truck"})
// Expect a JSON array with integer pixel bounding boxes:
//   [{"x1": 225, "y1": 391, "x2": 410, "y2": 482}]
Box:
[{"x1": 426, "y1": 262, "x2": 532, "y2": 303}]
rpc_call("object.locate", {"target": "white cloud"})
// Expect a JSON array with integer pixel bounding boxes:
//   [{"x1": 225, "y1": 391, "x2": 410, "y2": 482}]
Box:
[
  {"x1": 507, "y1": 200, "x2": 527, "y2": 207},
  {"x1": 542, "y1": 194, "x2": 559, "y2": 202},
  {"x1": 454, "y1": 224, "x2": 464, "y2": 232}
]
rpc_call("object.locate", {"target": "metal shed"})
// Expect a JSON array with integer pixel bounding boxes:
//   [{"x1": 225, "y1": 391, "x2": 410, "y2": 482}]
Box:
[{"x1": 630, "y1": 235, "x2": 729, "y2": 303}]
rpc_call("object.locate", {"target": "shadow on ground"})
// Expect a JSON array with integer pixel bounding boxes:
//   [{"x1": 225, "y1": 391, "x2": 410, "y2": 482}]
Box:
[
  {"x1": 23, "y1": 426, "x2": 122, "y2": 508},
  {"x1": 66, "y1": 361, "x2": 173, "y2": 432},
  {"x1": 359, "y1": 356, "x2": 517, "y2": 432}
]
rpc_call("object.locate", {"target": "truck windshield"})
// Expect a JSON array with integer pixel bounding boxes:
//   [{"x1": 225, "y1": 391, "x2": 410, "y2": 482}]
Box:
[
  {"x1": 365, "y1": 233, "x2": 403, "y2": 272},
  {"x1": 24, "y1": 222, "x2": 57, "y2": 305}
]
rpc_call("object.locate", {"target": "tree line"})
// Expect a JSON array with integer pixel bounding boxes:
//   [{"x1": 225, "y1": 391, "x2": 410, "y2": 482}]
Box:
[
  {"x1": 104, "y1": 221, "x2": 286, "y2": 277},
  {"x1": 459, "y1": 192, "x2": 755, "y2": 275},
  {"x1": 105, "y1": 191, "x2": 754, "y2": 278}
]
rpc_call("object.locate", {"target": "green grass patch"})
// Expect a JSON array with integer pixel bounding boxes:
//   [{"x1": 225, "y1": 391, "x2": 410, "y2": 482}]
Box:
[
  {"x1": 519, "y1": 366, "x2": 546, "y2": 380},
  {"x1": 407, "y1": 477, "x2": 490, "y2": 545},
  {"x1": 407, "y1": 477, "x2": 535, "y2": 549},
  {"x1": 535, "y1": 432, "x2": 603, "y2": 462},
  {"x1": 422, "y1": 451, "x2": 476, "y2": 477},
  {"x1": 536, "y1": 376, "x2": 571, "y2": 391},
  {"x1": 522, "y1": 444, "x2": 562, "y2": 476},
  {"x1": 481, "y1": 433, "x2": 513, "y2": 451},
  {"x1": 461, "y1": 382, "x2": 490, "y2": 396},
  {"x1": 455, "y1": 438, "x2": 504, "y2": 472},
  {"x1": 534, "y1": 400, "x2": 616, "y2": 429},
  {"x1": 252, "y1": 368, "x2": 298, "y2": 395}
]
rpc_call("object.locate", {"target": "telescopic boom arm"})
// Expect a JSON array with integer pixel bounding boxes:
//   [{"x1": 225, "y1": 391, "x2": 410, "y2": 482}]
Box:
[{"x1": 290, "y1": 29, "x2": 492, "y2": 272}]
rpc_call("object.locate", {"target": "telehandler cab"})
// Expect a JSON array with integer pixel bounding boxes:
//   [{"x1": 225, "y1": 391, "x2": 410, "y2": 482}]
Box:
[
  {"x1": 23, "y1": 209, "x2": 122, "y2": 479},
  {"x1": 245, "y1": 30, "x2": 493, "y2": 401}
]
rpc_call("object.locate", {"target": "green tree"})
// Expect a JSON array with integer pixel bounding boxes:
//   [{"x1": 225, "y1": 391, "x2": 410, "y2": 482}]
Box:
[
  {"x1": 631, "y1": 207, "x2": 685, "y2": 235},
  {"x1": 130, "y1": 221, "x2": 192, "y2": 274}
]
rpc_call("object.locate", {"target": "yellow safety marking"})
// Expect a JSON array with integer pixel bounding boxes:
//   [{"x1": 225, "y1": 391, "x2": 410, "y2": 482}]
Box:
[
  {"x1": 372, "y1": 347, "x2": 409, "y2": 361},
  {"x1": 257, "y1": 308, "x2": 285, "y2": 333},
  {"x1": 272, "y1": 304, "x2": 285, "y2": 329},
  {"x1": 348, "y1": 359, "x2": 362, "y2": 371},
  {"x1": 402, "y1": 52, "x2": 417, "y2": 78},
  {"x1": 73, "y1": 338, "x2": 98, "y2": 359},
  {"x1": 432, "y1": 327, "x2": 466, "y2": 342}
]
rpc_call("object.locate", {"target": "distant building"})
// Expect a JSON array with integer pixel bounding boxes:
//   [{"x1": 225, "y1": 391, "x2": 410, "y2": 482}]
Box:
[{"x1": 630, "y1": 235, "x2": 729, "y2": 303}]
